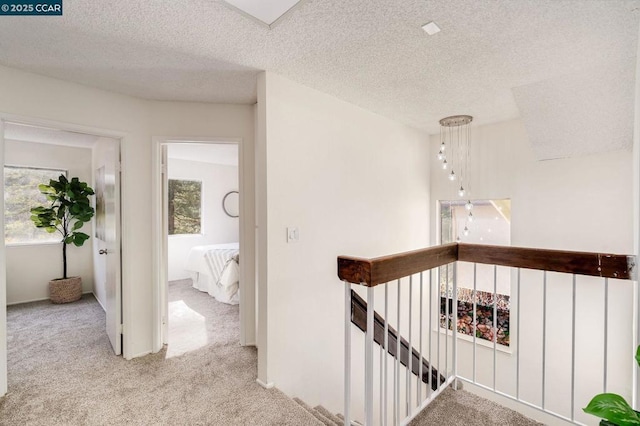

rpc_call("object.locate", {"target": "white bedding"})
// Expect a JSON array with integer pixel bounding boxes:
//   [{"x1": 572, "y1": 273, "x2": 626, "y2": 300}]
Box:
[{"x1": 186, "y1": 243, "x2": 239, "y2": 305}]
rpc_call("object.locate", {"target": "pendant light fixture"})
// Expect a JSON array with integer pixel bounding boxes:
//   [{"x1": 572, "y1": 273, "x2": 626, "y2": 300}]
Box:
[{"x1": 438, "y1": 115, "x2": 474, "y2": 238}]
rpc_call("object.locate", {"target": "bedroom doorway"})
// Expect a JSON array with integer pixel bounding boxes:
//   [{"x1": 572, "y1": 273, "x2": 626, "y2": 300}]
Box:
[
  {"x1": 0, "y1": 118, "x2": 125, "y2": 395},
  {"x1": 153, "y1": 139, "x2": 248, "y2": 357}
]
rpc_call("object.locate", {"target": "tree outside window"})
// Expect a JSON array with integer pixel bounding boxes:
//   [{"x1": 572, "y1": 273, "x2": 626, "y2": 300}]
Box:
[
  {"x1": 168, "y1": 179, "x2": 202, "y2": 235},
  {"x1": 4, "y1": 166, "x2": 67, "y2": 244}
]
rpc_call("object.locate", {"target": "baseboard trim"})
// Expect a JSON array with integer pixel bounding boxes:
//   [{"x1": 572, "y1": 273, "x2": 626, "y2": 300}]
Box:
[
  {"x1": 128, "y1": 350, "x2": 152, "y2": 361},
  {"x1": 93, "y1": 292, "x2": 107, "y2": 312},
  {"x1": 256, "y1": 378, "x2": 274, "y2": 389},
  {"x1": 7, "y1": 291, "x2": 93, "y2": 306}
]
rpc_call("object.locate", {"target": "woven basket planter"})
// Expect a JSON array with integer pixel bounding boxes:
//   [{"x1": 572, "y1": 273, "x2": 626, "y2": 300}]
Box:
[{"x1": 49, "y1": 277, "x2": 82, "y2": 304}]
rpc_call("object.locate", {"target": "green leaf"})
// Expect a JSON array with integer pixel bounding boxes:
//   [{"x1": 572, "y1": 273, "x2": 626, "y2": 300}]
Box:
[
  {"x1": 635, "y1": 345, "x2": 640, "y2": 368},
  {"x1": 72, "y1": 221, "x2": 84, "y2": 230},
  {"x1": 583, "y1": 394, "x2": 640, "y2": 426},
  {"x1": 72, "y1": 232, "x2": 90, "y2": 247}
]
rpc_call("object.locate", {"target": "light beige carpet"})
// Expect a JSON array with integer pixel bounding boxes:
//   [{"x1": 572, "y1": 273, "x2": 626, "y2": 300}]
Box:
[
  {"x1": 410, "y1": 387, "x2": 544, "y2": 426},
  {"x1": 0, "y1": 280, "x2": 323, "y2": 425},
  {"x1": 1, "y1": 280, "x2": 544, "y2": 425}
]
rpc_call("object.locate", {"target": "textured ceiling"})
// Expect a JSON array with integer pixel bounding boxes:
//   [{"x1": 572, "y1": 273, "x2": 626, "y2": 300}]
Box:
[{"x1": 0, "y1": 0, "x2": 638, "y2": 158}]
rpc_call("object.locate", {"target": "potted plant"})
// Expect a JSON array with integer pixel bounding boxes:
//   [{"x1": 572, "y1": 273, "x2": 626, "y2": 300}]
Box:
[
  {"x1": 583, "y1": 346, "x2": 640, "y2": 425},
  {"x1": 30, "y1": 175, "x2": 95, "y2": 303}
]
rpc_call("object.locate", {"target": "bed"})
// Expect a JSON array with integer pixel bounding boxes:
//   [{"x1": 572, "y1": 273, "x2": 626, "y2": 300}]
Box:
[{"x1": 185, "y1": 242, "x2": 240, "y2": 305}]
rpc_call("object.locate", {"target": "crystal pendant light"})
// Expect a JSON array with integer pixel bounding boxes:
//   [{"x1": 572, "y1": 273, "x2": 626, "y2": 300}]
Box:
[
  {"x1": 463, "y1": 226, "x2": 469, "y2": 236},
  {"x1": 465, "y1": 200, "x2": 473, "y2": 210},
  {"x1": 438, "y1": 114, "x2": 473, "y2": 199},
  {"x1": 468, "y1": 212, "x2": 474, "y2": 222}
]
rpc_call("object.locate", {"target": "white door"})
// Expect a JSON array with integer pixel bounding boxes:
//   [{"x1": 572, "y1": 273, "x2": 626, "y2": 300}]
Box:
[{"x1": 94, "y1": 137, "x2": 122, "y2": 355}]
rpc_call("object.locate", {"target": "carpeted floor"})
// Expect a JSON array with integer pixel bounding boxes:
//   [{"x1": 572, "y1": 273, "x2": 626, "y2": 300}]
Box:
[
  {"x1": 0, "y1": 280, "x2": 324, "y2": 425},
  {"x1": 410, "y1": 388, "x2": 544, "y2": 425},
  {"x1": 1, "y1": 279, "x2": 543, "y2": 425}
]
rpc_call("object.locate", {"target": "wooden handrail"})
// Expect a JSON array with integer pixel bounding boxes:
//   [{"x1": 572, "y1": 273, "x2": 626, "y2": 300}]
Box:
[
  {"x1": 337, "y1": 243, "x2": 458, "y2": 287},
  {"x1": 338, "y1": 243, "x2": 636, "y2": 286},
  {"x1": 458, "y1": 243, "x2": 635, "y2": 279}
]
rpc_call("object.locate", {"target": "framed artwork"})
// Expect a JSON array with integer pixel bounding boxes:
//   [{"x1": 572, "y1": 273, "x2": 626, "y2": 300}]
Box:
[{"x1": 440, "y1": 287, "x2": 510, "y2": 347}]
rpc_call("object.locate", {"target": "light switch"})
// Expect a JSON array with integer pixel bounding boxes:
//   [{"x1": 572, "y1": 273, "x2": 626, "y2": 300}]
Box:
[{"x1": 287, "y1": 226, "x2": 299, "y2": 243}]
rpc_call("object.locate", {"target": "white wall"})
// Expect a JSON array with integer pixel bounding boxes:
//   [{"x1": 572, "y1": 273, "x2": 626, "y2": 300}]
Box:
[
  {"x1": 167, "y1": 158, "x2": 239, "y2": 281},
  {"x1": 149, "y1": 101, "x2": 256, "y2": 347},
  {"x1": 0, "y1": 65, "x2": 255, "y2": 364},
  {"x1": 257, "y1": 72, "x2": 430, "y2": 416},
  {"x1": 5, "y1": 139, "x2": 94, "y2": 304},
  {"x1": 430, "y1": 119, "x2": 634, "y2": 424}
]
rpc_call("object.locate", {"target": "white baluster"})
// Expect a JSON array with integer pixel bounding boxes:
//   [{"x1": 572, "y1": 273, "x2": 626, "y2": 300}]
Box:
[
  {"x1": 344, "y1": 282, "x2": 351, "y2": 426},
  {"x1": 429, "y1": 269, "x2": 433, "y2": 396},
  {"x1": 542, "y1": 271, "x2": 547, "y2": 410},
  {"x1": 395, "y1": 279, "x2": 401, "y2": 426},
  {"x1": 493, "y1": 265, "x2": 497, "y2": 391},
  {"x1": 418, "y1": 272, "x2": 423, "y2": 405},
  {"x1": 384, "y1": 284, "x2": 389, "y2": 426},
  {"x1": 571, "y1": 274, "x2": 576, "y2": 421},
  {"x1": 604, "y1": 277, "x2": 608, "y2": 393},
  {"x1": 516, "y1": 268, "x2": 520, "y2": 400},
  {"x1": 452, "y1": 263, "x2": 458, "y2": 390},
  {"x1": 473, "y1": 263, "x2": 477, "y2": 383},
  {"x1": 365, "y1": 287, "x2": 374, "y2": 425},
  {"x1": 407, "y1": 275, "x2": 413, "y2": 417}
]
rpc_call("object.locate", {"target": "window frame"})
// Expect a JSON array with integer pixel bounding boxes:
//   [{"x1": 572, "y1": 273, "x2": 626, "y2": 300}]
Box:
[
  {"x1": 167, "y1": 178, "x2": 203, "y2": 237},
  {"x1": 437, "y1": 199, "x2": 512, "y2": 351}
]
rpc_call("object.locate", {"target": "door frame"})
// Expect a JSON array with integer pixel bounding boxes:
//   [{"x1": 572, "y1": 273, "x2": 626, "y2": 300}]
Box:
[
  {"x1": 151, "y1": 136, "x2": 255, "y2": 351},
  {"x1": 0, "y1": 113, "x2": 129, "y2": 396}
]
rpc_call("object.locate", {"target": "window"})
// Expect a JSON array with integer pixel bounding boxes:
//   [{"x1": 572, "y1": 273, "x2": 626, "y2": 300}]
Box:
[
  {"x1": 439, "y1": 199, "x2": 512, "y2": 347},
  {"x1": 4, "y1": 166, "x2": 67, "y2": 244},
  {"x1": 168, "y1": 179, "x2": 202, "y2": 235}
]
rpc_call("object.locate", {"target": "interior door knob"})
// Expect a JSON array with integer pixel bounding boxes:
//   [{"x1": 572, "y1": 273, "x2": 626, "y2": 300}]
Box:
[{"x1": 99, "y1": 249, "x2": 108, "y2": 255}]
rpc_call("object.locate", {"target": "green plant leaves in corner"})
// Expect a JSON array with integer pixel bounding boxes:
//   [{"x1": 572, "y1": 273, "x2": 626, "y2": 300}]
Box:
[
  {"x1": 635, "y1": 345, "x2": 640, "y2": 367},
  {"x1": 583, "y1": 394, "x2": 640, "y2": 426}
]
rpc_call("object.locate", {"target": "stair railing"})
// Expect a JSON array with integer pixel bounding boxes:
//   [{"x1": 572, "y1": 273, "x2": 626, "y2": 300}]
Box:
[{"x1": 338, "y1": 243, "x2": 637, "y2": 426}]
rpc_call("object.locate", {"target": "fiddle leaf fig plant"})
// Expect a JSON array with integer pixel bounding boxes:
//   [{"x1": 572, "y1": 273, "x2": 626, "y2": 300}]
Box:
[
  {"x1": 583, "y1": 345, "x2": 640, "y2": 426},
  {"x1": 30, "y1": 175, "x2": 95, "y2": 279}
]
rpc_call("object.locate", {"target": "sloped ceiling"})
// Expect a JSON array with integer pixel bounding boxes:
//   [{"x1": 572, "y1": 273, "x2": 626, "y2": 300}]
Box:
[{"x1": 0, "y1": 0, "x2": 637, "y2": 159}]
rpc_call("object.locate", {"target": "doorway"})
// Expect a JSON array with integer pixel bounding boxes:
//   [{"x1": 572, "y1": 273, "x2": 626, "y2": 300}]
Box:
[
  {"x1": 164, "y1": 143, "x2": 240, "y2": 357},
  {"x1": 0, "y1": 119, "x2": 124, "y2": 394},
  {"x1": 151, "y1": 137, "x2": 254, "y2": 354}
]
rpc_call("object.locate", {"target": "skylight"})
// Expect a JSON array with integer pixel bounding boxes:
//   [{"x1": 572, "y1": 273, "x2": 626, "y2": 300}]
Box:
[{"x1": 222, "y1": 0, "x2": 303, "y2": 26}]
